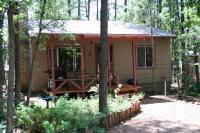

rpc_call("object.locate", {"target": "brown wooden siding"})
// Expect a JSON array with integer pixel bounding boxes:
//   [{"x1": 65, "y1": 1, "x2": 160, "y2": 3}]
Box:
[
  {"x1": 20, "y1": 37, "x2": 171, "y2": 92},
  {"x1": 84, "y1": 43, "x2": 96, "y2": 77}
]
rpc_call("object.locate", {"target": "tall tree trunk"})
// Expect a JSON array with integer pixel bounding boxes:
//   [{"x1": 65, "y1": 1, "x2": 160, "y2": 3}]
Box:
[
  {"x1": 97, "y1": 0, "x2": 99, "y2": 20},
  {"x1": 0, "y1": 10, "x2": 5, "y2": 120},
  {"x1": 78, "y1": 0, "x2": 81, "y2": 20},
  {"x1": 180, "y1": 0, "x2": 186, "y2": 90},
  {"x1": 68, "y1": 0, "x2": 71, "y2": 17},
  {"x1": 7, "y1": 2, "x2": 15, "y2": 133},
  {"x1": 85, "y1": 0, "x2": 88, "y2": 19},
  {"x1": 26, "y1": 0, "x2": 47, "y2": 106},
  {"x1": 87, "y1": 0, "x2": 91, "y2": 20},
  {"x1": 174, "y1": 0, "x2": 181, "y2": 89},
  {"x1": 194, "y1": 46, "x2": 199, "y2": 82},
  {"x1": 114, "y1": 0, "x2": 117, "y2": 20},
  {"x1": 124, "y1": 0, "x2": 127, "y2": 13},
  {"x1": 14, "y1": 2, "x2": 21, "y2": 107},
  {"x1": 157, "y1": 0, "x2": 162, "y2": 28},
  {"x1": 169, "y1": 0, "x2": 173, "y2": 34},
  {"x1": 99, "y1": 0, "x2": 108, "y2": 127}
]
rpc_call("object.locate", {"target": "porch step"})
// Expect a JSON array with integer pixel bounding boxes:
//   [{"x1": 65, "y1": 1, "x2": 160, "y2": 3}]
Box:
[{"x1": 118, "y1": 84, "x2": 141, "y2": 94}]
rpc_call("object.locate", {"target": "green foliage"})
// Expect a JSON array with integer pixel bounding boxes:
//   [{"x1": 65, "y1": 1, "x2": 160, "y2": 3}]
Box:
[
  {"x1": 16, "y1": 94, "x2": 142, "y2": 132},
  {"x1": 16, "y1": 104, "x2": 48, "y2": 132},
  {"x1": 16, "y1": 96, "x2": 100, "y2": 133},
  {"x1": 124, "y1": 0, "x2": 155, "y2": 25},
  {"x1": 186, "y1": 81, "x2": 200, "y2": 97}
]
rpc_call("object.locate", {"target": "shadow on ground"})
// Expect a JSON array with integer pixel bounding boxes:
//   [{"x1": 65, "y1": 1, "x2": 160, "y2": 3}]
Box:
[
  {"x1": 141, "y1": 95, "x2": 173, "y2": 105},
  {"x1": 107, "y1": 120, "x2": 200, "y2": 133}
]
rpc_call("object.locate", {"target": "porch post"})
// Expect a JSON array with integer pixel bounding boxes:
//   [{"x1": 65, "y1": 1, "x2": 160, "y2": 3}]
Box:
[
  {"x1": 51, "y1": 46, "x2": 56, "y2": 93},
  {"x1": 80, "y1": 44, "x2": 85, "y2": 89},
  {"x1": 108, "y1": 43, "x2": 111, "y2": 88},
  {"x1": 132, "y1": 41, "x2": 137, "y2": 86}
]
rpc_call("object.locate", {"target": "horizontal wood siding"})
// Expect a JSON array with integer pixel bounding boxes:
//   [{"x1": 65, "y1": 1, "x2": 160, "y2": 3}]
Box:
[
  {"x1": 32, "y1": 48, "x2": 48, "y2": 91},
  {"x1": 113, "y1": 41, "x2": 132, "y2": 83},
  {"x1": 20, "y1": 43, "x2": 30, "y2": 90},
  {"x1": 136, "y1": 38, "x2": 171, "y2": 83},
  {"x1": 113, "y1": 38, "x2": 171, "y2": 84},
  {"x1": 84, "y1": 43, "x2": 96, "y2": 77},
  {"x1": 21, "y1": 37, "x2": 171, "y2": 92}
]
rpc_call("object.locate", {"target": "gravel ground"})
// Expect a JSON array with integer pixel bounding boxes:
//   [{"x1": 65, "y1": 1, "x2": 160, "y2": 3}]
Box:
[{"x1": 108, "y1": 95, "x2": 200, "y2": 133}]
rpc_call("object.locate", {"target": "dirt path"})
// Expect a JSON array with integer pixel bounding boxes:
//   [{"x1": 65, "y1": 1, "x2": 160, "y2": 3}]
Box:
[{"x1": 108, "y1": 95, "x2": 200, "y2": 133}]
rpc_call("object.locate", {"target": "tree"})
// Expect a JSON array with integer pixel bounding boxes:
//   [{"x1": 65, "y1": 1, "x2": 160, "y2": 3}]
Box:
[
  {"x1": 26, "y1": 0, "x2": 47, "y2": 106},
  {"x1": 0, "y1": 7, "x2": 5, "y2": 121},
  {"x1": 68, "y1": 0, "x2": 71, "y2": 17},
  {"x1": 96, "y1": 0, "x2": 99, "y2": 20},
  {"x1": 124, "y1": 0, "x2": 127, "y2": 13},
  {"x1": 85, "y1": 0, "x2": 88, "y2": 19},
  {"x1": 78, "y1": 0, "x2": 81, "y2": 19},
  {"x1": 7, "y1": 2, "x2": 15, "y2": 132},
  {"x1": 185, "y1": 0, "x2": 200, "y2": 82},
  {"x1": 14, "y1": 1, "x2": 21, "y2": 107},
  {"x1": 87, "y1": 0, "x2": 91, "y2": 20},
  {"x1": 156, "y1": 0, "x2": 162, "y2": 28},
  {"x1": 124, "y1": 0, "x2": 155, "y2": 25},
  {"x1": 194, "y1": 46, "x2": 199, "y2": 82},
  {"x1": 114, "y1": 0, "x2": 117, "y2": 20},
  {"x1": 99, "y1": 0, "x2": 108, "y2": 127}
]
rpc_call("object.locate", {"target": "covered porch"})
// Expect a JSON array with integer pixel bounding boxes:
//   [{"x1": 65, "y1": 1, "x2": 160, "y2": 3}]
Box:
[{"x1": 45, "y1": 35, "x2": 142, "y2": 95}]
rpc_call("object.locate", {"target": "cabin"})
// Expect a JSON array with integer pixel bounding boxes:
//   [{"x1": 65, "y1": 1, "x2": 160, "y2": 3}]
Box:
[{"x1": 20, "y1": 20, "x2": 175, "y2": 94}]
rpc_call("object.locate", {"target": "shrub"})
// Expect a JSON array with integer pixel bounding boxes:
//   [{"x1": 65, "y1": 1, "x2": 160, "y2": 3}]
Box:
[
  {"x1": 16, "y1": 94, "x2": 143, "y2": 133},
  {"x1": 186, "y1": 82, "x2": 200, "y2": 97},
  {"x1": 16, "y1": 97, "x2": 101, "y2": 133}
]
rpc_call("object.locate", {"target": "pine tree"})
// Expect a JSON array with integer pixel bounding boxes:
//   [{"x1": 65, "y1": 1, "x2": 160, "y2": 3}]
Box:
[
  {"x1": 14, "y1": 1, "x2": 21, "y2": 107},
  {"x1": 0, "y1": 8, "x2": 5, "y2": 121},
  {"x1": 7, "y1": 2, "x2": 15, "y2": 133},
  {"x1": 99, "y1": 0, "x2": 108, "y2": 127},
  {"x1": 26, "y1": 0, "x2": 47, "y2": 106}
]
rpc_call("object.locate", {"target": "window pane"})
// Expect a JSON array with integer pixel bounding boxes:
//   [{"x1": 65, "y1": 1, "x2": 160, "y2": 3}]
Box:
[
  {"x1": 146, "y1": 47, "x2": 152, "y2": 67},
  {"x1": 62, "y1": 48, "x2": 80, "y2": 71},
  {"x1": 137, "y1": 47, "x2": 145, "y2": 67}
]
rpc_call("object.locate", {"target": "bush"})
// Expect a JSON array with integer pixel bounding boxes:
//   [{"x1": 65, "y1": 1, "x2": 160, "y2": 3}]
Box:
[
  {"x1": 16, "y1": 94, "x2": 143, "y2": 133},
  {"x1": 16, "y1": 97, "x2": 100, "y2": 133},
  {"x1": 186, "y1": 82, "x2": 200, "y2": 97}
]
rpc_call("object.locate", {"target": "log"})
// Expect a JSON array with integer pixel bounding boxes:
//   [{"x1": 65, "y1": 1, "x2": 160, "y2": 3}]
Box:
[
  {"x1": 128, "y1": 107, "x2": 132, "y2": 118},
  {"x1": 108, "y1": 114, "x2": 112, "y2": 127},
  {"x1": 106, "y1": 101, "x2": 141, "y2": 128},
  {"x1": 114, "y1": 112, "x2": 118, "y2": 125}
]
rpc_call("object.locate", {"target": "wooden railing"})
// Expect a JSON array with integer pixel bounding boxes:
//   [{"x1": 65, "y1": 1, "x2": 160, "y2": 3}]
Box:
[{"x1": 55, "y1": 77, "x2": 98, "y2": 91}]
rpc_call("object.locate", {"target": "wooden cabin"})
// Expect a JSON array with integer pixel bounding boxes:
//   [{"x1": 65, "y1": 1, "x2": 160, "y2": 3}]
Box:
[{"x1": 20, "y1": 20, "x2": 175, "y2": 94}]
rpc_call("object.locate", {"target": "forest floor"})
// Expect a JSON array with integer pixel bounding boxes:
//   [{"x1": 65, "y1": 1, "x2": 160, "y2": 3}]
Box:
[{"x1": 107, "y1": 95, "x2": 200, "y2": 133}]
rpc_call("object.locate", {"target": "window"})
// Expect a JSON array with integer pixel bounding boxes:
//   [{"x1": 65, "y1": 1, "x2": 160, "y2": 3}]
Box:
[
  {"x1": 58, "y1": 47, "x2": 80, "y2": 71},
  {"x1": 137, "y1": 46, "x2": 153, "y2": 67}
]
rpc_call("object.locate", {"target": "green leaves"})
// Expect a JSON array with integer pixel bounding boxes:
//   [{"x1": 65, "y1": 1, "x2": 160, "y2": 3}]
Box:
[{"x1": 16, "y1": 94, "x2": 142, "y2": 132}]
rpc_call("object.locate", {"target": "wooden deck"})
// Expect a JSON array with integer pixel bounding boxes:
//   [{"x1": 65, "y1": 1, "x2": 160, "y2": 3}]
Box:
[{"x1": 44, "y1": 84, "x2": 141, "y2": 95}]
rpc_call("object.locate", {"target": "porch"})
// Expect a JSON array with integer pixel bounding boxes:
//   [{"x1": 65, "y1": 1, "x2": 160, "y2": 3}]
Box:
[{"x1": 45, "y1": 38, "x2": 140, "y2": 95}]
